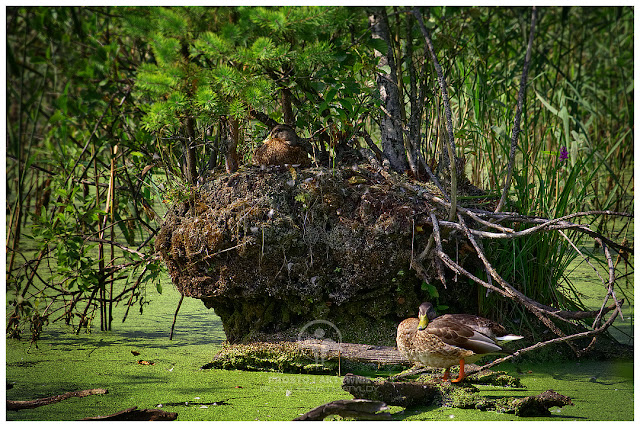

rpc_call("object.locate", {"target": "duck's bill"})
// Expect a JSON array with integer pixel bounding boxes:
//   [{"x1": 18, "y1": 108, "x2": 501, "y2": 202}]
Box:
[{"x1": 417, "y1": 315, "x2": 429, "y2": 330}]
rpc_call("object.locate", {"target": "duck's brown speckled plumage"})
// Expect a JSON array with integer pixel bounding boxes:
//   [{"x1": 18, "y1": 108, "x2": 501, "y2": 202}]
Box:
[
  {"x1": 396, "y1": 302, "x2": 522, "y2": 382},
  {"x1": 252, "y1": 125, "x2": 311, "y2": 167}
]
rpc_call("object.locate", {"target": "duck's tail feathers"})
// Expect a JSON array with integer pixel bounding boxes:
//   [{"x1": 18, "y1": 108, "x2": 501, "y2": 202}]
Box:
[{"x1": 496, "y1": 334, "x2": 524, "y2": 342}]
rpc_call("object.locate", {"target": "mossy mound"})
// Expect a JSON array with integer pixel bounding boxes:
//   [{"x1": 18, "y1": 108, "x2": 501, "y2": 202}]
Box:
[
  {"x1": 155, "y1": 164, "x2": 487, "y2": 344},
  {"x1": 201, "y1": 342, "x2": 335, "y2": 374}
]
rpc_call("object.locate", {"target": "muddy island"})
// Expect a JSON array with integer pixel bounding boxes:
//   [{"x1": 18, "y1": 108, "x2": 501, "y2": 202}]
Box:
[{"x1": 155, "y1": 163, "x2": 487, "y2": 345}]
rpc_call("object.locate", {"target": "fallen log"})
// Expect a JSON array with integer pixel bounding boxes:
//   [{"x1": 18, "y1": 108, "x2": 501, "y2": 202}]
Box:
[
  {"x1": 204, "y1": 340, "x2": 410, "y2": 374},
  {"x1": 297, "y1": 339, "x2": 409, "y2": 366},
  {"x1": 80, "y1": 406, "x2": 178, "y2": 421},
  {"x1": 342, "y1": 373, "x2": 440, "y2": 407},
  {"x1": 341, "y1": 374, "x2": 573, "y2": 416},
  {"x1": 512, "y1": 390, "x2": 574, "y2": 417},
  {"x1": 7, "y1": 388, "x2": 108, "y2": 411},
  {"x1": 293, "y1": 399, "x2": 391, "y2": 421}
]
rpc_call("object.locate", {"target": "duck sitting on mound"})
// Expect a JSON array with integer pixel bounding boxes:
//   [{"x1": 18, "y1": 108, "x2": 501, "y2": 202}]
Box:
[
  {"x1": 397, "y1": 302, "x2": 523, "y2": 382},
  {"x1": 252, "y1": 124, "x2": 312, "y2": 167}
]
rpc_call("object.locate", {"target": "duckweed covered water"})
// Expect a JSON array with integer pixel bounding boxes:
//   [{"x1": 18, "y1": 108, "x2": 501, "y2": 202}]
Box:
[{"x1": 6, "y1": 277, "x2": 634, "y2": 421}]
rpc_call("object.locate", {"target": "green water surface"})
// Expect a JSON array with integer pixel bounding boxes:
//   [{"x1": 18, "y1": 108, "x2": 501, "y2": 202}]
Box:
[{"x1": 5, "y1": 279, "x2": 634, "y2": 421}]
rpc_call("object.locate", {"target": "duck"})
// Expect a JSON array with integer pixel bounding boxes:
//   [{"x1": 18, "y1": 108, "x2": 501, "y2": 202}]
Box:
[
  {"x1": 252, "y1": 124, "x2": 312, "y2": 167},
  {"x1": 396, "y1": 301, "x2": 523, "y2": 382}
]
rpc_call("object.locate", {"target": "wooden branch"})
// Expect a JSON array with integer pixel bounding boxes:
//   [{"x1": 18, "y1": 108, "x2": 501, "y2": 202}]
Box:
[
  {"x1": 424, "y1": 213, "x2": 623, "y2": 325},
  {"x1": 169, "y1": 293, "x2": 184, "y2": 340},
  {"x1": 357, "y1": 129, "x2": 385, "y2": 161},
  {"x1": 248, "y1": 108, "x2": 279, "y2": 129},
  {"x1": 80, "y1": 406, "x2": 178, "y2": 421},
  {"x1": 85, "y1": 237, "x2": 147, "y2": 259},
  {"x1": 424, "y1": 195, "x2": 632, "y2": 256},
  {"x1": 293, "y1": 399, "x2": 391, "y2": 421},
  {"x1": 7, "y1": 388, "x2": 108, "y2": 411},
  {"x1": 429, "y1": 213, "x2": 447, "y2": 287},
  {"x1": 496, "y1": 6, "x2": 537, "y2": 213},
  {"x1": 479, "y1": 304, "x2": 621, "y2": 372},
  {"x1": 455, "y1": 213, "x2": 565, "y2": 334}
]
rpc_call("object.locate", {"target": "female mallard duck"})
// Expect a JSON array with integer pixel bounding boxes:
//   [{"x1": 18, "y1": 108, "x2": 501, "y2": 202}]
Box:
[{"x1": 397, "y1": 302, "x2": 523, "y2": 382}]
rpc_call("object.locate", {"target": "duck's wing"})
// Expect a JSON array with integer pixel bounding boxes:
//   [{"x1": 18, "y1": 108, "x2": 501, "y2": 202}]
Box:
[{"x1": 426, "y1": 316, "x2": 503, "y2": 354}]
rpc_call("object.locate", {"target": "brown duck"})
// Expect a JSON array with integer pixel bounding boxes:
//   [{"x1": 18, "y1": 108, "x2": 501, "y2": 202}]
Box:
[
  {"x1": 397, "y1": 302, "x2": 523, "y2": 382},
  {"x1": 252, "y1": 124, "x2": 311, "y2": 167}
]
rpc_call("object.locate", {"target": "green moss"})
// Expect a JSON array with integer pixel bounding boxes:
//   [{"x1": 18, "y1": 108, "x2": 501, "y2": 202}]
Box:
[
  {"x1": 467, "y1": 370, "x2": 524, "y2": 388},
  {"x1": 204, "y1": 342, "x2": 337, "y2": 374}
]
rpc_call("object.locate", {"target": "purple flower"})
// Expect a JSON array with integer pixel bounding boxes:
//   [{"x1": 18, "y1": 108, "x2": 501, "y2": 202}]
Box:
[{"x1": 559, "y1": 146, "x2": 568, "y2": 162}]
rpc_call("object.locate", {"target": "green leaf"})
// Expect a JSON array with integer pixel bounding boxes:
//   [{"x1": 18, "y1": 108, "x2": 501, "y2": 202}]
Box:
[
  {"x1": 570, "y1": 139, "x2": 578, "y2": 168},
  {"x1": 368, "y1": 38, "x2": 388, "y2": 54},
  {"x1": 558, "y1": 105, "x2": 570, "y2": 145},
  {"x1": 421, "y1": 282, "x2": 439, "y2": 299},
  {"x1": 378, "y1": 64, "x2": 392, "y2": 75},
  {"x1": 325, "y1": 87, "x2": 338, "y2": 104},
  {"x1": 535, "y1": 91, "x2": 558, "y2": 116},
  {"x1": 338, "y1": 98, "x2": 353, "y2": 115}
]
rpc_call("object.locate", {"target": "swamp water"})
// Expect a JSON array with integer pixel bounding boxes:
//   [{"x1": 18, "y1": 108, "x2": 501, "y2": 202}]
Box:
[{"x1": 6, "y1": 272, "x2": 634, "y2": 421}]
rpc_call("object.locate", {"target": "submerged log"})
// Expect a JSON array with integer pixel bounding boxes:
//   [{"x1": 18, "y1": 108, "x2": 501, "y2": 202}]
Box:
[
  {"x1": 204, "y1": 340, "x2": 411, "y2": 374},
  {"x1": 342, "y1": 373, "x2": 440, "y2": 408},
  {"x1": 293, "y1": 399, "x2": 391, "y2": 421},
  {"x1": 7, "y1": 388, "x2": 108, "y2": 411},
  {"x1": 80, "y1": 406, "x2": 178, "y2": 421},
  {"x1": 298, "y1": 339, "x2": 409, "y2": 366},
  {"x1": 512, "y1": 390, "x2": 574, "y2": 417},
  {"x1": 341, "y1": 374, "x2": 573, "y2": 416}
]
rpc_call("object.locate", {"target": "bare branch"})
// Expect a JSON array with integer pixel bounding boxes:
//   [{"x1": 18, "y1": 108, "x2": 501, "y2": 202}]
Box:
[{"x1": 479, "y1": 305, "x2": 620, "y2": 372}]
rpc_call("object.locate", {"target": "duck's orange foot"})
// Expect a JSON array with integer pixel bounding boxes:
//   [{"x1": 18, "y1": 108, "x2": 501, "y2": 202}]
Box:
[
  {"x1": 450, "y1": 359, "x2": 466, "y2": 383},
  {"x1": 450, "y1": 373, "x2": 465, "y2": 383}
]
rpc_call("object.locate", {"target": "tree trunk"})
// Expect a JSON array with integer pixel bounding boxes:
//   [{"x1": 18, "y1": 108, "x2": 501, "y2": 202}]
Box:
[
  {"x1": 184, "y1": 116, "x2": 198, "y2": 184},
  {"x1": 368, "y1": 7, "x2": 408, "y2": 174},
  {"x1": 280, "y1": 85, "x2": 296, "y2": 126}
]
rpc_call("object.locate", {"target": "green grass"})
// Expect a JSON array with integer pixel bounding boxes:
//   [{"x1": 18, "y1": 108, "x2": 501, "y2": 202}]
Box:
[{"x1": 6, "y1": 269, "x2": 634, "y2": 421}]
